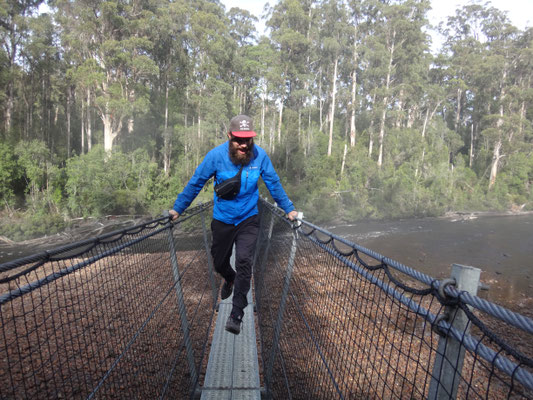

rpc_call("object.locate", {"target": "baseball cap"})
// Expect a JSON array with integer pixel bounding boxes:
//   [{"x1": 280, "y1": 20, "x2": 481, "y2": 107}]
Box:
[{"x1": 229, "y1": 115, "x2": 257, "y2": 138}]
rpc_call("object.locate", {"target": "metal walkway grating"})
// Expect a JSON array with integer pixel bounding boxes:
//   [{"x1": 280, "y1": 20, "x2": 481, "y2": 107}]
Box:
[{"x1": 200, "y1": 290, "x2": 262, "y2": 400}]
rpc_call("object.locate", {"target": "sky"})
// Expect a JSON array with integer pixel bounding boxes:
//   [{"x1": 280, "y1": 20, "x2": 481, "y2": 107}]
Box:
[{"x1": 221, "y1": 0, "x2": 532, "y2": 50}]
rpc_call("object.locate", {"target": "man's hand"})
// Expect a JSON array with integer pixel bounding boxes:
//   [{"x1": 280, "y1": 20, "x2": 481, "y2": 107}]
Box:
[
  {"x1": 169, "y1": 209, "x2": 180, "y2": 221},
  {"x1": 287, "y1": 210, "x2": 298, "y2": 221}
]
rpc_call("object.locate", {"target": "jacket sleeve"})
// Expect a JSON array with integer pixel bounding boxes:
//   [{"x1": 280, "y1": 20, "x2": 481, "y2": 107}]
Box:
[
  {"x1": 173, "y1": 152, "x2": 215, "y2": 214},
  {"x1": 261, "y1": 154, "x2": 295, "y2": 214}
]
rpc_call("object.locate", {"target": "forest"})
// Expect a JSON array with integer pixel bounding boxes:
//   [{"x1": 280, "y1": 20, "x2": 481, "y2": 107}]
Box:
[{"x1": 1, "y1": 0, "x2": 532, "y2": 241}]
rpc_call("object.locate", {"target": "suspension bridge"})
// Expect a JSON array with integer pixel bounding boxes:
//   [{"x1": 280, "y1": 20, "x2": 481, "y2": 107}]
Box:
[{"x1": 1, "y1": 199, "x2": 532, "y2": 399}]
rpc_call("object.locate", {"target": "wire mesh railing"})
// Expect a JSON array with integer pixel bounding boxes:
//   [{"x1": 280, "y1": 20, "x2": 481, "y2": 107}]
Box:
[
  {"x1": 254, "y1": 198, "x2": 533, "y2": 400},
  {"x1": 2, "y1": 197, "x2": 533, "y2": 399},
  {"x1": 0, "y1": 202, "x2": 219, "y2": 400}
]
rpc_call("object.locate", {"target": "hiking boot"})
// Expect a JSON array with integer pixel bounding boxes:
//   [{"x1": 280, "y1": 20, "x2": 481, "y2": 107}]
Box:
[
  {"x1": 225, "y1": 314, "x2": 242, "y2": 335},
  {"x1": 220, "y1": 280, "x2": 234, "y2": 300}
]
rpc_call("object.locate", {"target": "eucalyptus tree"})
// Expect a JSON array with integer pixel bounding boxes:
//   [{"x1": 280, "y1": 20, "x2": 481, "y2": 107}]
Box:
[
  {"x1": 346, "y1": 0, "x2": 365, "y2": 147},
  {"x1": 186, "y1": 0, "x2": 233, "y2": 147},
  {"x1": 362, "y1": 0, "x2": 430, "y2": 168},
  {"x1": 55, "y1": 0, "x2": 158, "y2": 153},
  {"x1": 0, "y1": 0, "x2": 43, "y2": 136},
  {"x1": 439, "y1": 3, "x2": 487, "y2": 167},
  {"x1": 266, "y1": 0, "x2": 311, "y2": 146},
  {"x1": 150, "y1": 0, "x2": 190, "y2": 175},
  {"x1": 22, "y1": 13, "x2": 63, "y2": 149},
  {"x1": 316, "y1": 0, "x2": 350, "y2": 157},
  {"x1": 480, "y1": 9, "x2": 522, "y2": 190},
  {"x1": 227, "y1": 7, "x2": 259, "y2": 114}
]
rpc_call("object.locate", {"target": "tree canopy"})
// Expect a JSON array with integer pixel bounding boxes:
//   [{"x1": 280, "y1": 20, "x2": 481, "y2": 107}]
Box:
[{"x1": 1, "y1": 0, "x2": 532, "y2": 239}]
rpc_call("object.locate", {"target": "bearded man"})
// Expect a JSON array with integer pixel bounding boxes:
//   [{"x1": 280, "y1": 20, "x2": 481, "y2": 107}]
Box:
[{"x1": 169, "y1": 115, "x2": 298, "y2": 335}]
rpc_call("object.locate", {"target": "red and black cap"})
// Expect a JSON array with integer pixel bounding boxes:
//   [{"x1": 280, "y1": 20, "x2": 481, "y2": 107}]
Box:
[{"x1": 229, "y1": 115, "x2": 257, "y2": 138}]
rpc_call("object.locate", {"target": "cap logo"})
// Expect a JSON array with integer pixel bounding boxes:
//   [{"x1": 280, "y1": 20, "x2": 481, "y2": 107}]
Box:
[{"x1": 239, "y1": 120, "x2": 250, "y2": 130}]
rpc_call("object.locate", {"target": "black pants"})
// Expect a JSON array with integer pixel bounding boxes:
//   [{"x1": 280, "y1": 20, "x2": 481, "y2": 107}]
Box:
[{"x1": 211, "y1": 215, "x2": 259, "y2": 318}]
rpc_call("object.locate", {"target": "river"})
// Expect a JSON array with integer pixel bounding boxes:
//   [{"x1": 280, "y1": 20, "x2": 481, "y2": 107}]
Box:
[
  {"x1": 327, "y1": 213, "x2": 533, "y2": 307},
  {"x1": 2, "y1": 212, "x2": 532, "y2": 309}
]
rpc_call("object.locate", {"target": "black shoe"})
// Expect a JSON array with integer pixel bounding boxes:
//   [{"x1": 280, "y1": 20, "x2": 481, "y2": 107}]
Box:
[
  {"x1": 225, "y1": 314, "x2": 242, "y2": 335},
  {"x1": 220, "y1": 280, "x2": 234, "y2": 300}
]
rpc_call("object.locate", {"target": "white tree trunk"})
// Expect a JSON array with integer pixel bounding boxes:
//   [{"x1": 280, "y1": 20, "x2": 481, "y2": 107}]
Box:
[
  {"x1": 489, "y1": 139, "x2": 502, "y2": 189},
  {"x1": 66, "y1": 86, "x2": 72, "y2": 158},
  {"x1": 469, "y1": 123, "x2": 474, "y2": 168},
  {"x1": 350, "y1": 25, "x2": 359, "y2": 147},
  {"x1": 340, "y1": 143, "x2": 348, "y2": 179},
  {"x1": 87, "y1": 88, "x2": 92, "y2": 152},
  {"x1": 327, "y1": 57, "x2": 338, "y2": 157},
  {"x1": 277, "y1": 101, "x2": 283, "y2": 143},
  {"x1": 81, "y1": 97, "x2": 85, "y2": 155},
  {"x1": 454, "y1": 87, "x2": 462, "y2": 133},
  {"x1": 103, "y1": 111, "x2": 120, "y2": 152},
  {"x1": 377, "y1": 30, "x2": 395, "y2": 168},
  {"x1": 163, "y1": 83, "x2": 171, "y2": 176}
]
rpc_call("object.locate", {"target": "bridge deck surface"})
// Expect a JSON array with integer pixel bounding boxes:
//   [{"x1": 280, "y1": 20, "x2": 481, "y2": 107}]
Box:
[{"x1": 200, "y1": 290, "x2": 261, "y2": 400}]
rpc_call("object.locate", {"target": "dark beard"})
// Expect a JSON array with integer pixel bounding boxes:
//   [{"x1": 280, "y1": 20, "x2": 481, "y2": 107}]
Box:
[{"x1": 229, "y1": 142, "x2": 254, "y2": 165}]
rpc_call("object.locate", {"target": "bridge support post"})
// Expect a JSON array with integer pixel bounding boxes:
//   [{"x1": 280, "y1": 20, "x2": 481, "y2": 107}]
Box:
[
  {"x1": 201, "y1": 210, "x2": 218, "y2": 307},
  {"x1": 428, "y1": 263, "x2": 481, "y2": 400},
  {"x1": 254, "y1": 200, "x2": 277, "y2": 308},
  {"x1": 265, "y1": 213, "x2": 303, "y2": 399},
  {"x1": 164, "y1": 215, "x2": 198, "y2": 390}
]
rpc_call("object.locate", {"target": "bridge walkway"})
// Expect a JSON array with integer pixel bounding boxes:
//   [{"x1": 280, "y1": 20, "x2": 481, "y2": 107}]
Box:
[{"x1": 201, "y1": 246, "x2": 262, "y2": 400}]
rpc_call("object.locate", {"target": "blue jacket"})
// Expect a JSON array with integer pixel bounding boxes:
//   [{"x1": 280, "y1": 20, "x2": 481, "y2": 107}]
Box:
[{"x1": 173, "y1": 142, "x2": 295, "y2": 225}]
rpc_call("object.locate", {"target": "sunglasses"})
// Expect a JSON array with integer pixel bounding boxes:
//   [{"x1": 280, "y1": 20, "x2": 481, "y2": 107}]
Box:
[{"x1": 230, "y1": 135, "x2": 252, "y2": 145}]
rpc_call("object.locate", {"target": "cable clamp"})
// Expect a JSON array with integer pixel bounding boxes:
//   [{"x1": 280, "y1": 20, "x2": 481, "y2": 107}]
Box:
[
  {"x1": 438, "y1": 278, "x2": 456, "y2": 301},
  {"x1": 432, "y1": 312, "x2": 450, "y2": 337}
]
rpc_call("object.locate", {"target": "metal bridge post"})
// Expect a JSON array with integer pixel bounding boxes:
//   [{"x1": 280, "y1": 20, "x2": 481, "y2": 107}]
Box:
[
  {"x1": 428, "y1": 264, "x2": 481, "y2": 400},
  {"x1": 254, "y1": 200, "x2": 277, "y2": 309},
  {"x1": 163, "y1": 213, "x2": 198, "y2": 389},
  {"x1": 265, "y1": 212, "x2": 303, "y2": 399},
  {"x1": 257, "y1": 200, "x2": 276, "y2": 270},
  {"x1": 201, "y1": 210, "x2": 218, "y2": 307}
]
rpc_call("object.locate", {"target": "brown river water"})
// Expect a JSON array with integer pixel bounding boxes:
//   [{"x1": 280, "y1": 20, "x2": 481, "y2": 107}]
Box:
[
  {"x1": 327, "y1": 213, "x2": 533, "y2": 308},
  {"x1": 1, "y1": 213, "x2": 532, "y2": 309}
]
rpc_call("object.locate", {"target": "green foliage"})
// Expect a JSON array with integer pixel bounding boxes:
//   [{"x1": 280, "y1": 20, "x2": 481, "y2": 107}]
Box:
[
  {"x1": 0, "y1": 209, "x2": 66, "y2": 241},
  {"x1": 0, "y1": 142, "x2": 20, "y2": 207},
  {"x1": 64, "y1": 146, "x2": 161, "y2": 217},
  {"x1": 2, "y1": 0, "x2": 533, "y2": 239}
]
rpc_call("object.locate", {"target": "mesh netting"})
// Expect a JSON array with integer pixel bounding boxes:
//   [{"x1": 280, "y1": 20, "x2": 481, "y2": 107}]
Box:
[
  {"x1": 0, "y1": 203, "x2": 218, "y2": 399},
  {"x1": 254, "y1": 200, "x2": 533, "y2": 400}
]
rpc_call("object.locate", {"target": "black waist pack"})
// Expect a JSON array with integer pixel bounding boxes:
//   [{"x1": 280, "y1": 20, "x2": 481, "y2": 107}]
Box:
[{"x1": 214, "y1": 166, "x2": 243, "y2": 200}]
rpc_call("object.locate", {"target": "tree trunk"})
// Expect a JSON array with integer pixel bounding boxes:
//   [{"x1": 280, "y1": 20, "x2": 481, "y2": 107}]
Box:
[
  {"x1": 489, "y1": 67, "x2": 508, "y2": 189},
  {"x1": 350, "y1": 25, "x2": 359, "y2": 147},
  {"x1": 340, "y1": 143, "x2": 348, "y2": 179},
  {"x1": 298, "y1": 111, "x2": 301, "y2": 145},
  {"x1": 469, "y1": 123, "x2": 474, "y2": 168},
  {"x1": 103, "y1": 111, "x2": 121, "y2": 152},
  {"x1": 421, "y1": 101, "x2": 441, "y2": 138},
  {"x1": 327, "y1": 57, "x2": 338, "y2": 157},
  {"x1": 454, "y1": 87, "x2": 462, "y2": 133},
  {"x1": 261, "y1": 88, "x2": 266, "y2": 145},
  {"x1": 349, "y1": 69, "x2": 357, "y2": 147},
  {"x1": 81, "y1": 96, "x2": 85, "y2": 155},
  {"x1": 319, "y1": 67, "x2": 323, "y2": 132},
  {"x1": 163, "y1": 83, "x2": 171, "y2": 176},
  {"x1": 488, "y1": 139, "x2": 502, "y2": 189},
  {"x1": 66, "y1": 86, "x2": 72, "y2": 158},
  {"x1": 277, "y1": 100, "x2": 283, "y2": 143},
  {"x1": 4, "y1": 31, "x2": 16, "y2": 134},
  {"x1": 377, "y1": 30, "x2": 395, "y2": 169},
  {"x1": 368, "y1": 92, "x2": 376, "y2": 158},
  {"x1": 87, "y1": 88, "x2": 92, "y2": 152}
]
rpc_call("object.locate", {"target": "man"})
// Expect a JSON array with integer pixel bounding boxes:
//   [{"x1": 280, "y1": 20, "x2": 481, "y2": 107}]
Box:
[{"x1": 169, "y1": 115, "x2": 298, "y2": 335}]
